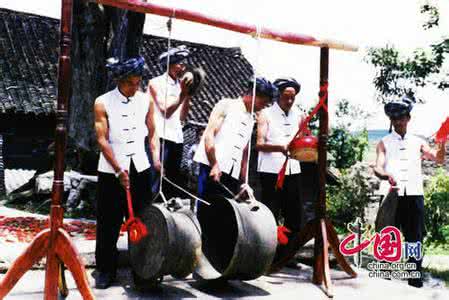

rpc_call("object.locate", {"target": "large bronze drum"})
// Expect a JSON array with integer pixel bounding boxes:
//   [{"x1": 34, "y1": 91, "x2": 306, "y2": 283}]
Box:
[
  {"x1": 129, "y1": 203, "x2": 202, "y2": 280},
  {"x1": 195, "y1": 197, "x2": 277, "y2": 280}
]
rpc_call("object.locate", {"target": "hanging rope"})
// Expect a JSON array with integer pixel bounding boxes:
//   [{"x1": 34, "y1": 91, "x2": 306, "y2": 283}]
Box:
[
  {"x1": 154, "y1": 10, "x2": 211, "y2": 207},
  {"x1": 244, "y1": 24, "x2": 262, "y2": 185},
  {"x1": 154, "y1": 10, "x2": 176, "y2": 205}
]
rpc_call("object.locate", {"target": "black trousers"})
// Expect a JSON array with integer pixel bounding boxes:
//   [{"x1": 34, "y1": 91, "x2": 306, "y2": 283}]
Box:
[
  {"x1": 259, "y1": 172, "x2": 303, "y2": 232},
  {"x1": 95, "y1": 161, "x2": 152, "y2": 273},
  {"x1": 197, "y1": 163, "x2": 240, "y2": 201},
  {"x1": 394, "y1": 194, "x2": 425, "y2": 283},
  {"x1": 149, "y1": 138, "x2": 184, "y2": 199}
]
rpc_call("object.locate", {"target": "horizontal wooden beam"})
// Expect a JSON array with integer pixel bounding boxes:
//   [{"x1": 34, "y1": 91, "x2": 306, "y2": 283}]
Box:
[{"x1": 97, "y1": 0, "x2": 358, "y2": 52}]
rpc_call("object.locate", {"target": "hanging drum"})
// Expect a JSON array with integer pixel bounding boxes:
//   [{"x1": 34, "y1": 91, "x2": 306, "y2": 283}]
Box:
[
  {"x1": 129, "y1": 201, "x2": 202, "y2": 280},
  {"x1": 289, "y1": 135, "x2": 319, "y2": 162},
  {"x1": 195, "y1": 197, "x2": 277, "y2": 280}
]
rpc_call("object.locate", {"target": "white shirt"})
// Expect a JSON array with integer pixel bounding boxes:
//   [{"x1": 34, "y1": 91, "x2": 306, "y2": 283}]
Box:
[
  {"x1": 150, "y1": 72, "x2": 184, "y2": 143},
  {"x1": 194, "y1": 98, "x2": 254, "y2": 179},
  {"x1": 257, "y1": 102, "x2": 303, "y2": 175},
  {"x1": 96, "y1": 88, "x2": 151, "y2": 174},
  {"x1": 382, "y1": 130, "x2": 425, "y2": 196}
]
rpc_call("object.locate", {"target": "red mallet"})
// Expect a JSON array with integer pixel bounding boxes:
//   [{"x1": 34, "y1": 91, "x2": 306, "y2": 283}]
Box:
[{"x1": 124, "y1": 188, "x2": 148, "y2": 244}]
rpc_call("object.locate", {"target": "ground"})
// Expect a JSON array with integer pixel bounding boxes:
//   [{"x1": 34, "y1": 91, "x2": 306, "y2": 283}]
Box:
[{"x1": 0, "y1": 206, "x2": 448, "y2": 299}]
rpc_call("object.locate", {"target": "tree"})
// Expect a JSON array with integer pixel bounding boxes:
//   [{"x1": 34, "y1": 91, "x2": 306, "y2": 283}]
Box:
[
  {"x1": 366, "y1": 1, "x2": 449, "y2": 103},
  {"x1": 68, "y1": 2, "x2": 145, "y2": 166},
  {"x1": 306, "y1": 99, "x2": 370, "y2": 169}
]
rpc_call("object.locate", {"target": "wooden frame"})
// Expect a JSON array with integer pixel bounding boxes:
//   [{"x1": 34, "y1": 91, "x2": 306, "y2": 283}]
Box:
[{"x1": 0, "y1": 0, "x2": 358, "y2": 298}]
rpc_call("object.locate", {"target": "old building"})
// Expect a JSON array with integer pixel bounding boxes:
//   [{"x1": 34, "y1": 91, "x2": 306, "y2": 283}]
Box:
[{"x1": 0, "y1": 8, "x2": 254, "y2": 196}]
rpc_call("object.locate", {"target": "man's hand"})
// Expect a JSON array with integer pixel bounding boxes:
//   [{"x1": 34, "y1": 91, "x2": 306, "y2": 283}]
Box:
[
  {"x1": 387, "y1": 175, "x2": 398, "y2": 189},
  {"x1": 153, "y1": 159, "x2": 162, "y2": 174},
  {"x1": 180, "y1": 73, "x2": 193, "y2": 95},
  {"x1": 209, "y1": 163, "x2": 222, "y2": 182},
  {"x1": 118, "y1": 171, "x2": 130, "y2": 189},
  {"x1": 281, "y1": 144, "x2": 289, "y2": 156}
]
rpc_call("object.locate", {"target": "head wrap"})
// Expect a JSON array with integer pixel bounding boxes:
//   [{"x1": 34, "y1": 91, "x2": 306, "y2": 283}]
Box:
[
  {"x1": 106, "y1": 56, "x2": 146, "y2": 80},
  {"x1": 159, "y1": 45, "x2": 190, "y2": 66},
  {"x1": 273, "y1": 77, "x2": 301, "y2": 94},
  {"x1": 384, "y1": 96, "x2": 414, "y2": 119},
  {"x1": 246, "y1": 77, "x2": 277, "y2": 102}
]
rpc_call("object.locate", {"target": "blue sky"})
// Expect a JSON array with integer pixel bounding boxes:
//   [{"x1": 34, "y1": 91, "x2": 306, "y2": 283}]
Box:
[{"x1": 3, "y1": 0, "x2": 449, "y2": 136}]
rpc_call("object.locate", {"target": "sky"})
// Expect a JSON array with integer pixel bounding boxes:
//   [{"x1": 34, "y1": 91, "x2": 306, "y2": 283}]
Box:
[{"x1": 2, "y1": 0, "x2": 449, "y2": 136}]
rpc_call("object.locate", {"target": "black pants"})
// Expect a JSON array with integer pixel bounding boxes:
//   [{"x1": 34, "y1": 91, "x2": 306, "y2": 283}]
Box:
[
  {"x1": 95, "y1": 161, "x2": 152, "y2": 273},
  {"x1": 197, "y1": 163, "x2": 240, "y2": 201},
  {"x1": 149, "y1": 138, "x2": 184, "y2": 199},
  {"x1": 259, "y1": 172, "x2": 303, "y2": 232},
  {"x1": 394, "y1": 194, "x2": 425, "y2": 284}
]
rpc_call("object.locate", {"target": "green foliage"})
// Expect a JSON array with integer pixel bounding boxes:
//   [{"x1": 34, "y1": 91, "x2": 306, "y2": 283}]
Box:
[
  {"x1": 328, "y1": 128, "x2": 368, "y2": 169},
  {"x1": 327, "y1": 163, "x2": 379, "y2": 228},
  {"x1": 424, "y1": 168, "x2": 449, "y2": 243},
  {"x1": 366, "y1": 1, "x2": 449, "y2": 103}
]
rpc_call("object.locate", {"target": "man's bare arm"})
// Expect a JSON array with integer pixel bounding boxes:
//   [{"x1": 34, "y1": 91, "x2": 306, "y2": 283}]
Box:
[
  {"x1": 204, "y1": 102, "x2": 226, "y2": 168},
  {"x1": 146, "y1": 97, "x2": 161, "y2": 172},
  {"x1": 373, "y1": 141, "x2": 394, "y2": 182},
  {"x1": 240, "y1": 143, "x2": 249, "y2": 182},
  {"x1": 149, "y1": 80, "x2": 191, "y2": 119},
  {"x1": 421, "y1": 141, "x2": 446, "y2": 164},
  {"x1": 94, "y1": 100, "x2": 129, "y2": 188},
  {"x1": 255, "y1": 112, "x2": 287, "y2": 154},
  {"x1": 94, "y1": 101, "x2": 121, "y2": 173}
]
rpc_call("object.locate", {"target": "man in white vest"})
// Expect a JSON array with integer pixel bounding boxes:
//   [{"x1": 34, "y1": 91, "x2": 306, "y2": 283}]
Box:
[
  {"x1": 93, "y1": 56, "x2": 160, "y2": 289},
  {"x1": 374, "y1": 97, "x2": 446, "y2": 288},
  {"x1": 256, "y1": 77, "x2": 306, "y2": 233},
  {"x1": 148, "y1": 45, "x2": 192, "y2": 199},
  {"x1": 194, "y1": 77, "x2": 277, "y2": 200}
]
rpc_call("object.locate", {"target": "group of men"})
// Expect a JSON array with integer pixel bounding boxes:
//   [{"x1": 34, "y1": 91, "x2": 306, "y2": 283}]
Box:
[
  {"x1": 93, "y1": 46, "x2": 307, "y2": 289},
  {"x1": 93, "y1": 45, "x2": 446, "y2": 290}
]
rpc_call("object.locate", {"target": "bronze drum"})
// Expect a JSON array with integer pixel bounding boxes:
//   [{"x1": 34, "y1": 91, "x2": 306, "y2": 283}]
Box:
[
  {"x1": 129, "y1": 203, "x2": 202, "y2": 280},
  {"x1": 195, "y1": 197, "x2": 277, "y2": 280}
]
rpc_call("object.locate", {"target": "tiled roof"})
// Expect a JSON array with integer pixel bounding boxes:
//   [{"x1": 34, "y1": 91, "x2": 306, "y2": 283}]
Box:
[
  {"x1": 0, "y1": 8, "x2": 254, "y2": 122},
  {"x1": 0, "y1": 9, "x2": 59, "y2": 116}
]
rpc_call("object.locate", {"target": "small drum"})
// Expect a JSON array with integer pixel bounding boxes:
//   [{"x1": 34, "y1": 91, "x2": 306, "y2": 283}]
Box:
[
  {"x1": 289, "y1": 135, "x2": 318, "y2": 162},
  {"x1": 129, "y1": 201, "x2": 202, "y2": 280},
  {"x1": 195, "y1": 197, "x2": 277, "y2": 281}
]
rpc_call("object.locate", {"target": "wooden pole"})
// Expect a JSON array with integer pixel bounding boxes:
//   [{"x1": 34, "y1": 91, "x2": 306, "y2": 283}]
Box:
[
  {"x1": 96, "y1": 0, "x2": 357, "y2": 52},
  {"x1": 317, "y1": 47, "x2": 329, "y2": 218},
  {"x1": 0, "y1": 1, "x2": 94, "y2": 299},
  {"x1": 270, "y1": 48, "x2": 357, "y2": 297}
]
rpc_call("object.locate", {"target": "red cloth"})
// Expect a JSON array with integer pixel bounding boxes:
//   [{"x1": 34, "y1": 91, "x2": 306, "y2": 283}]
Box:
[{"x1": 277, "y1": 226, "x2": 291, "y2": 245}]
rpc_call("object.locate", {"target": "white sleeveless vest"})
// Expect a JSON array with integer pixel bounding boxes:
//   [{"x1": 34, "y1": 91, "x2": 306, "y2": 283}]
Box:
[
  {"x1": 194, "y1": 98, "x2": 254, "y2": 179},
  {"x1": 97, "y1": 88, "x2": 151, "y2": 174},
  {"x1": 257, "y1": 102, "x2": 302, "y2": 175},
  {"x1": 150, "y1": 72, "x2": 184, "y2": 143},
  {"x1": 382, "y1": 131, "x2": 424, "y2": 196}
]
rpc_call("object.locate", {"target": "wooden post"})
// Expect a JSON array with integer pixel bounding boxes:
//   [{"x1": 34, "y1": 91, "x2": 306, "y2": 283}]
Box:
[
  {"x1": 0, "y1": 1, "x2": 94, "y2": 299},
  {"x1": 270, "y1": 48, "x2": 357, "y2": 297}
]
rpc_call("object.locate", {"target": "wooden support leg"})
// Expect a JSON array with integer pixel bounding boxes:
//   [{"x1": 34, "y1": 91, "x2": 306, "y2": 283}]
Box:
[
  {"x1": 58, "y1": 263, "x2": 69, "y2": 297},
  {"x1": 0, "y1": 230, "x2": 50, "y2": 299},
  {"x1": 326, "y1": 220, "x2": 357, "y2": 278},
  {"x1": 320, "y1": 219, "x2": 333, "y2": 297},
  {"x1": 55, "y1": 229, "x2": 95, "y2": 300},
  {"x1": 44, "y1": 251, "x2": 60, "y2": 300}
]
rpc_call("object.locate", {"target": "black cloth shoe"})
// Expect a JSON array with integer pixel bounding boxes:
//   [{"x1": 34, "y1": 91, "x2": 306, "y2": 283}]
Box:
[
  {"x1": 132, "y1": 271, "x2": 162, "y2": 292},
  {"x1": 408, "y1": 278, "x2": 423, "y2": 288},
  {"x1": 95, "y1": 271, "x2": 116, "y2": 289}
]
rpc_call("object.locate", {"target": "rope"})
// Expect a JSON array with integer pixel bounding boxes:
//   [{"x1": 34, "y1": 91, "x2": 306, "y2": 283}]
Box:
[
  {"x1": 244, "y1": 24, "x2": 262, "y2": 185},
  {"x1": 163, "y1": 177, "x2": 210, "y2": 206},
  {"x1": 156, "y1": 10, "x2": 176, "y2": 205}
]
